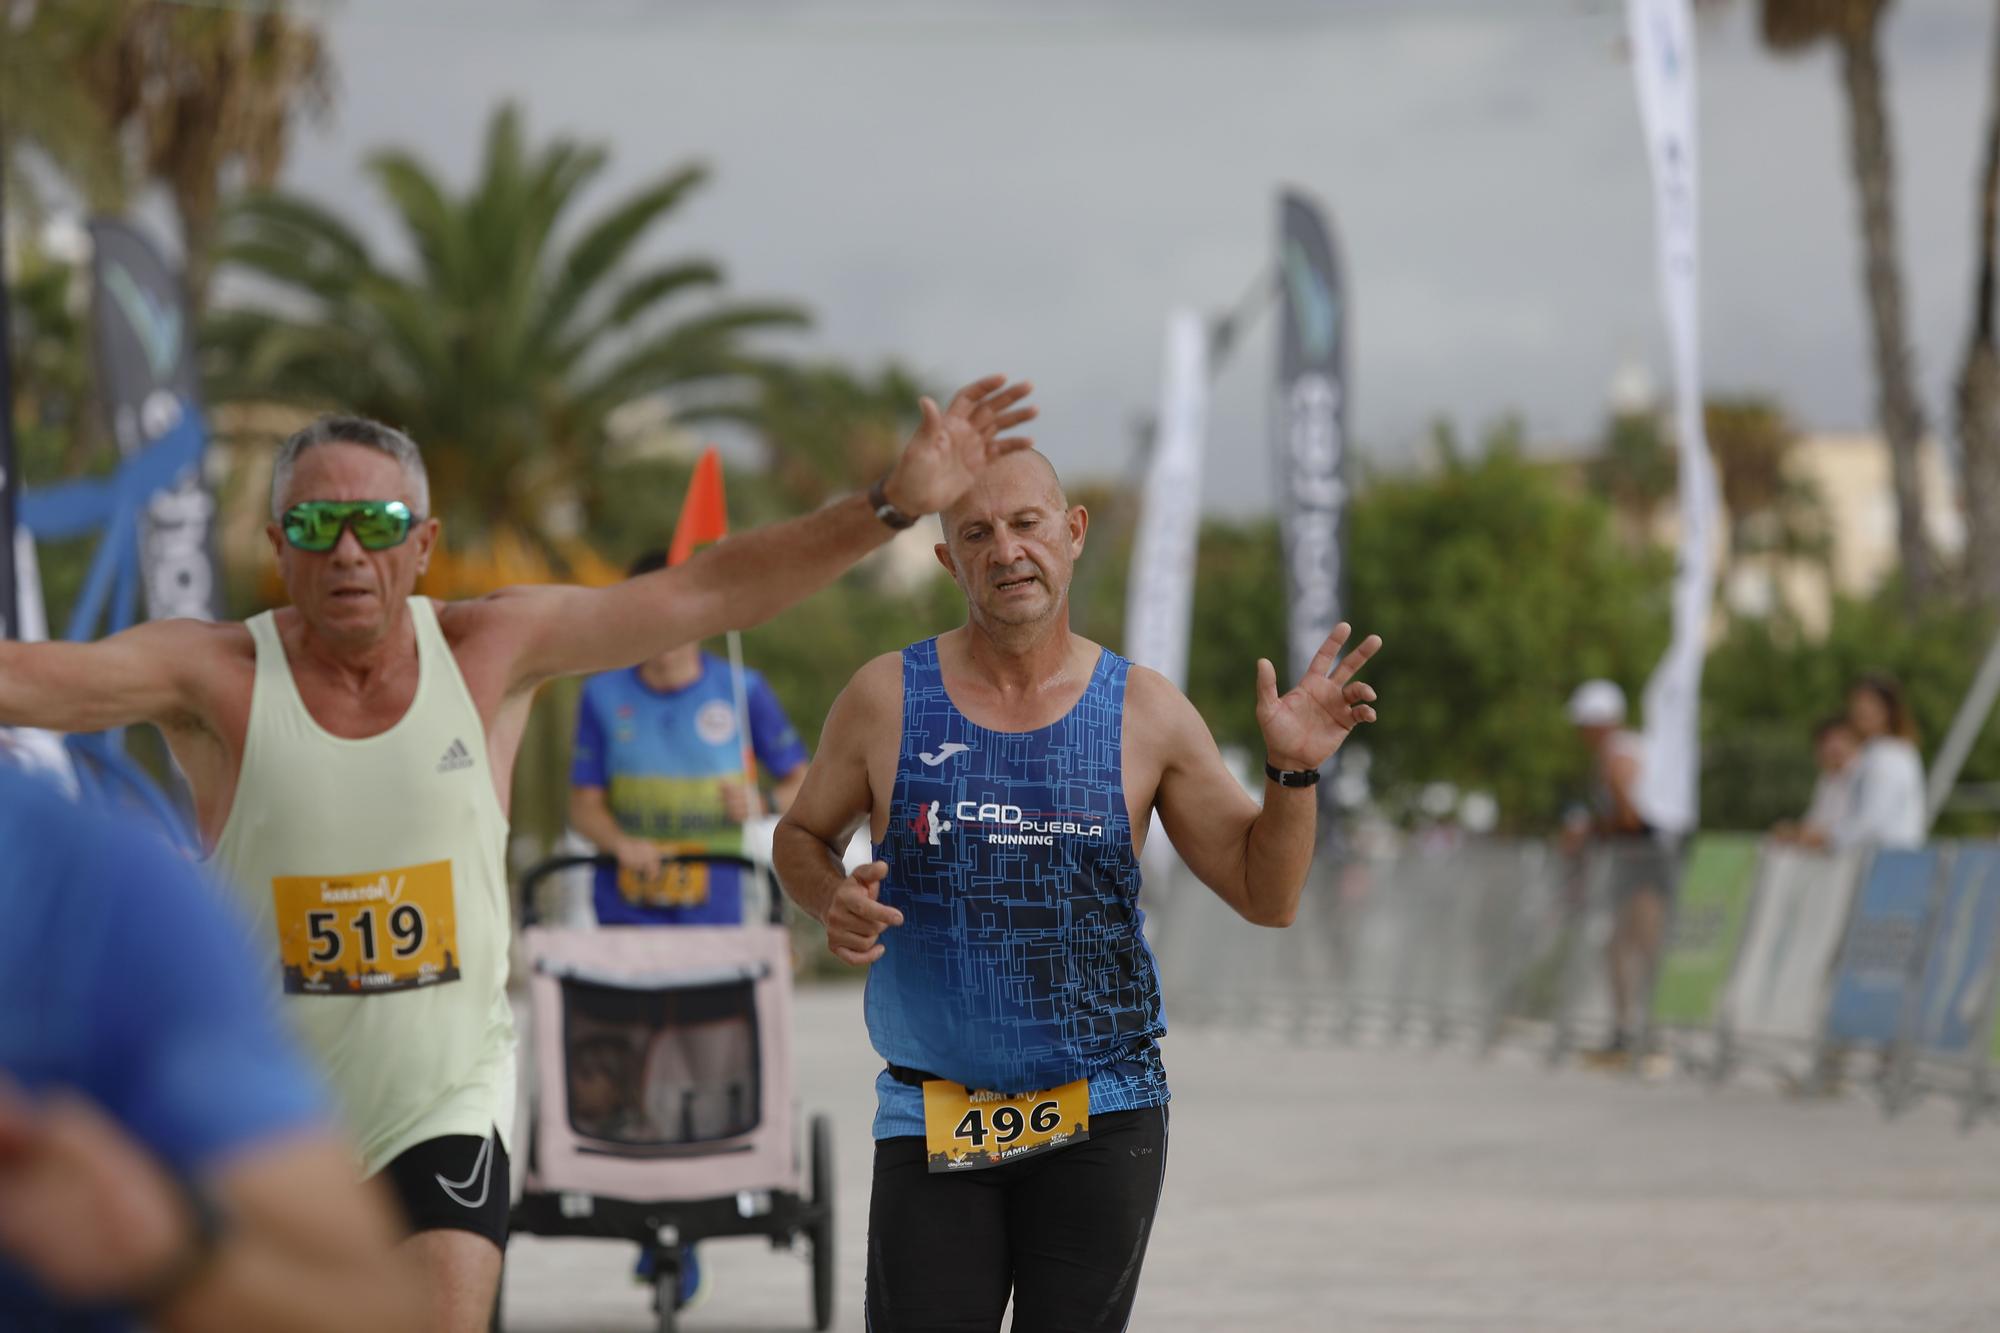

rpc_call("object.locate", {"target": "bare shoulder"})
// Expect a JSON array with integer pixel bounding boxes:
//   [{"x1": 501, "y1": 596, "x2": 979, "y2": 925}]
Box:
[
  {"x1": 432, "y1": 587, "x2": 544, "y2": 646},
  {"x1": 152, "y1": 617, "x2": 257, "y2": 675},
  {"x1": 834, "y1": 650, "x2": 906, "y2": 731},
  {"x1": 1122, "y1": 661, "x2": 1199, "y2": 726},
  {"x1": 153, "y1": 618, "x2": 256, "y2": 733}
]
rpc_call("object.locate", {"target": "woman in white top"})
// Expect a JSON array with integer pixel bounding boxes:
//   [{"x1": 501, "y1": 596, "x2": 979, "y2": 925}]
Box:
[{"x1": 1837, "y1": 673, "x2": 1927, "y2": 849}]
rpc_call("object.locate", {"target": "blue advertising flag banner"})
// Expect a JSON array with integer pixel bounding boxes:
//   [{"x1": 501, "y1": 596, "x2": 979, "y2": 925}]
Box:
[
  {"x1": 1912, "y1": 844, "x2": 2000, "y2": 1058},
  {"x1": 1825, "y1": 848, "x2": 1942, "y2": 1044}
]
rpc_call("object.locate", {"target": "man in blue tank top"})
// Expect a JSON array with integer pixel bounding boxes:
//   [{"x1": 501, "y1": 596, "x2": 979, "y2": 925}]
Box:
[{"x1": 775, "y1": 450, "x2": 1381, "y2": 1331}]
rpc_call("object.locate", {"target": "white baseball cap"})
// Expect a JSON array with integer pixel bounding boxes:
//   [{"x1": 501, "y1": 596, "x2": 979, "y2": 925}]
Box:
[{"x1": 1567, "y1": 679, "x2": 1627, "y2": 727}]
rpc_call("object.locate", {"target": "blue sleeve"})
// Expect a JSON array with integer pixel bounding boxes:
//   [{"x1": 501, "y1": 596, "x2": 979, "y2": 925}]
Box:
[
  {"x1": 87, "y1": 828, "x2": 327, "y2": 1177},
  {"x1": 571, "y1": 678, "x2": 609, "y2": 789},
  {"x1": 747, "y1": 672, "x2": 809, "y2": 776}
]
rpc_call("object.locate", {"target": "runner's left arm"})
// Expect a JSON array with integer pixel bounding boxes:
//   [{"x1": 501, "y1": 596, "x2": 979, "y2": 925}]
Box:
[
  {"x1": 479, "y1": 376, "x2": 1035, "y2": 688},
  {"x1": 1150, "y1": 624, "x2": 1380, "y2": 927}
]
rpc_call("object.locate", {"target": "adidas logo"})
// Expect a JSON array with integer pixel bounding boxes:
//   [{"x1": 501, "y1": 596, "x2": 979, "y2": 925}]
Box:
[{"x1": 436, "y1": 738, "x2": 475, "y2": 774}]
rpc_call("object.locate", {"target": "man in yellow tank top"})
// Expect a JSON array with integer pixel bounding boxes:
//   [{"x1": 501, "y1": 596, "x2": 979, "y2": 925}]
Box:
[{"x1": 0, "y1": 374, "x2": 1036, "y2": 1332}]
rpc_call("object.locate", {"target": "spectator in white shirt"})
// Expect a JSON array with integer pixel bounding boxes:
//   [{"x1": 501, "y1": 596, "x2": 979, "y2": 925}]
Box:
[
  {"x1": 1772, "y1": 715, "x2": 1859, "y2": 851},
  {"x1": 1838, "y1": 673, "x2": 1927, "y2": 850}
]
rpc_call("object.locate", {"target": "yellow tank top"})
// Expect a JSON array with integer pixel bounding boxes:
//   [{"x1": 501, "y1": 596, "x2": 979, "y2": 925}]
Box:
[{"x1": 208, "y1": 597, "x2": 515, "y2": 1175}]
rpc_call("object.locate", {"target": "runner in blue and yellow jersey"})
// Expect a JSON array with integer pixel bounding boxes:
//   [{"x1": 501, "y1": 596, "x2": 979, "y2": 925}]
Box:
[
  {"x1": 570, "y1": 550, "x2": 810, "y2": 929},
  {"x1": 775, "y1": 449, "x2": 1382, "y2": 1331}
]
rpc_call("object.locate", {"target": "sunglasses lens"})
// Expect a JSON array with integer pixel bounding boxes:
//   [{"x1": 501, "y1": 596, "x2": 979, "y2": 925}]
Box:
[
  {"x1": 350, "y1": 502, "x2": 412, "y2": 550},
  {"x1": 282, "y1": 505, "x2": 343, "y2": 551}
]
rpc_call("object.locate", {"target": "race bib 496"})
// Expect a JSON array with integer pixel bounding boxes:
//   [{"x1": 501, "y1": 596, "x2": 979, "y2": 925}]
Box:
[
  {"x1": 272, "y1": 860, "x2": 461, "y2": 995},
  {"x1": 922, "y1": 1077, "x2": 1089, "y2": 1172}
]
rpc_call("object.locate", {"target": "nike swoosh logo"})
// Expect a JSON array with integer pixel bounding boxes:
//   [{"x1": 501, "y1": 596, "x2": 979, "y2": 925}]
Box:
[
  {"x1": 435, "y1": 1133, "x2": 493, "y2": 1210},
  {"x1": 919, "y1": 742, "x2": 970, "y2": 767}
]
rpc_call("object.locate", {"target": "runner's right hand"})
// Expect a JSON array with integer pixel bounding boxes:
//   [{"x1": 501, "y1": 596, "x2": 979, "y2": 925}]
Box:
[
  {"x1": 825, "y1": 861, "x2": 903, "y2": 967},
  {"x1": 614, "y1": 837, "x2": 663, "y2": 889}
]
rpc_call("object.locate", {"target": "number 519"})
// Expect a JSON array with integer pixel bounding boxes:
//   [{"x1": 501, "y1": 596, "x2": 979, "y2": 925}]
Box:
[{"x1": 305, "y1": 904, "x2": 426, "y2": 965}]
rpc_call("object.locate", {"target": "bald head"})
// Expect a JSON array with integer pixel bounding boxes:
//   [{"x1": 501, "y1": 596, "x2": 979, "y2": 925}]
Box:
[
  {"x1": 941, "y1": 449, "x2": 1066, "y2": 534},
  {"x1": 935, "y1": 449, "x2": 1086, "y2": 637}
]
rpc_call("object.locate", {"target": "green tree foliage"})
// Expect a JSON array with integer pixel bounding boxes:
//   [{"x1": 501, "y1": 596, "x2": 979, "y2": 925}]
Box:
[
  {"x1": 714, "y1": 362, "x2": 928, "y2": 512},
  {"x1": 1057, "y1": 424, "x2": 1673, "y2": 831},
  {"x1": 2, "y1": 0, "x2": 331, "y2": 305},
  {"x1": 1343, "y1": 426, "x2": 1672, "y2": 828},
  {"x1": 1704, "y1": 395, "x2": 1830, "y2": 562},
  {"x1": 1586, "y1": 410, "x2": 1677, "y2": 536},
  {"x1": 205, "y1": 103, "x2": 807, "y2": 567}
]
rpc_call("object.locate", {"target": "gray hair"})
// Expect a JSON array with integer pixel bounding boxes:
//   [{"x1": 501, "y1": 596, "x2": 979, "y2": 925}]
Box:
[{"x1": 269, "y1": 415, "x2": 431, "y2": 520}]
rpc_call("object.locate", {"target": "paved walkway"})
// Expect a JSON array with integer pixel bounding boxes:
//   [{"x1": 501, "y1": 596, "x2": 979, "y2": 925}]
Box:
[{"x1": 501, "y1": 984, "x2": 2000, "y2": 1332}]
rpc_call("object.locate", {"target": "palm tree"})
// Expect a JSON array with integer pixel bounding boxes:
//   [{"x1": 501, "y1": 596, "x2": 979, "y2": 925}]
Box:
[
  {"x1": 2, "y1": 0, "x2": 330, "y2": 307},
  {"x1": 1704, "y1": 395, "x2": 1829, "y2": 563},
  {"x1": 716, "y1": 362, "x2": 928, "y2": 512},
  {"x1": 206, "y1": 103, "x2": 809, "y2": 568},
  {"x1": 1760, "y1": 0, "x2": 1933, "y2": 601},
  {"x1": 1956, "y1": 0, "x2": 2000, "y2": 611},
  {"x1": 0, "y1": 3, "x2": 124, "y2": 220},
  {"x1": 1586, "y1": 410, "x2": 1678, "y2": 541}
]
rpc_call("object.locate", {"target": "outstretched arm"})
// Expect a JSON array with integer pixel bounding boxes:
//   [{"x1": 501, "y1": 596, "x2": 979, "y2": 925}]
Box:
[
  {"x1": 487, "y1": 376, "x2": 1036, "y2": 689},
  {"x1": 1152, "y1": 624, "x2": 1381, "y2": 927},
  {"x1": 0, "y1": 620, "x2": 220, "y2": 734}
]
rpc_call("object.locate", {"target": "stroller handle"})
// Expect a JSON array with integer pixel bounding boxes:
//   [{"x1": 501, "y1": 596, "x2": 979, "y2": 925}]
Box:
[{"x1": 516, "y1": 852, "x2": 785, "y2": 928}]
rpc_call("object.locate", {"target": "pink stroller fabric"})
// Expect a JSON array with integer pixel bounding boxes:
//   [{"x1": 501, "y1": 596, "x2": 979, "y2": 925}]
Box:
[{"x1": 523, "y1": 923, "x2": 799, "y2": 1200}]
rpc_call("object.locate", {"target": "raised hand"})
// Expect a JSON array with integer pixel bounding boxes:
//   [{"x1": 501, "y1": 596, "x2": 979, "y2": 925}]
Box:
[
  {"x1": 881, "y1": 375, "x2": 1037, "y2": 516},
  {"x1": 1255, "y1": 623, "x2": 1382, "y2": 773},
  {"x1": 824, "y1": 860, "x2": 904, "y2": 966}
]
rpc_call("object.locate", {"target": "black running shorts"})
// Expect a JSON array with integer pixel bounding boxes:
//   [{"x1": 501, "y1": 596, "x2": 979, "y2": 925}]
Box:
[
  {"x1": 865, "y1": 1105, "x2": 1169, "y2": 1333},
  {"x1": 380, "y1": 1126, "x2": 510, "y2": 1248}
]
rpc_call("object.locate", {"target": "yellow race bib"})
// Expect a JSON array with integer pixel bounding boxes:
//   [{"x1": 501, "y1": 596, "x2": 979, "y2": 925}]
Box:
[
  {"x1": 617, "y1": 848, "x2": 712, "y2": 909},
  {"x1": 272, "y1": 860, "x2": 461, "y2": 995},
  {"x1": 921, "y1": 1077, "x2": 1089, "y2": 1172}
]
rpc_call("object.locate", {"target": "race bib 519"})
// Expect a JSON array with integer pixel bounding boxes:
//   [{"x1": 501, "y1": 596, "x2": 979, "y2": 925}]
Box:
[{"x1": 272, "y1": 860, "x2": 461, "y2": 995}]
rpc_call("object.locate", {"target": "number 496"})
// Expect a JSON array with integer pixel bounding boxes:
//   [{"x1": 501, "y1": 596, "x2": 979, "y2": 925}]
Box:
[{"x1": 953, "y1": 1099, "x2": 1062, "y2": 1149}]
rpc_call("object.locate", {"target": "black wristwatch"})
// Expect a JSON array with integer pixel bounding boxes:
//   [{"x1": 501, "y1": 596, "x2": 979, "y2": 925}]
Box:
[
  {"x1": 1265, "y1": 761, "x2": 1321, "y2": 788},
  {"x1": 128, "y1": 1181, "x2": 225, "y2": 1318},
  {"x1": 867, "y1": 477, "x2": 918, "y2": 531}
]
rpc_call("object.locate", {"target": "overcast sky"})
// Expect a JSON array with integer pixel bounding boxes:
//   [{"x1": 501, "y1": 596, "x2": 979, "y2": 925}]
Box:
[{"x1": 276, "y1": 0, "x2": 1995, "y2": 512}]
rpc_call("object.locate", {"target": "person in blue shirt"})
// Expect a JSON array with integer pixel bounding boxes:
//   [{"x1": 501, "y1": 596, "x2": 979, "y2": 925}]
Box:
[
  {"x1": 0, "y1": 765, "x2": 419, "y2": 1333},
  {"x1": 568, "y1": 550, "x2": 812, "y2": 928}
]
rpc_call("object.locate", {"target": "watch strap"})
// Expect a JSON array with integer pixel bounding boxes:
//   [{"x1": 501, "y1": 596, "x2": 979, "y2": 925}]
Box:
[{"x1": 868, "y1": 478, "x2": 917, "y2": 531}]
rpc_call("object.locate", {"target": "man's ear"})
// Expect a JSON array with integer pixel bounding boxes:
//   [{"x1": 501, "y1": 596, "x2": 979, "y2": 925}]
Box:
[
  {"x1": 1068, "y1": 504, "x2": 1089, "y2": 557},
  {"x1": 412, "y1": 516, "x2": 441, "y2": 576}
]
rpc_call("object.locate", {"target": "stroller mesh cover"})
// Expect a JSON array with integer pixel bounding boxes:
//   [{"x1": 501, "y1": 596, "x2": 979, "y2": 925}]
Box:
[{"x1": 562, "y1": 974, "x2": 761, "y2": 1149}]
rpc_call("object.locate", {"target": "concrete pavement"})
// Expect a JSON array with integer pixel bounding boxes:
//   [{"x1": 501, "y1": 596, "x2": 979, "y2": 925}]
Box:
[{"x1": 501, "y1": 982, "x2": 2000, "y2": 1332}]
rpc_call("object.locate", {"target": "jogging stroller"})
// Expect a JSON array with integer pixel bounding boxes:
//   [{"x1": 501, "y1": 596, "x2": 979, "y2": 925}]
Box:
[{"x1": 502, "y1": 852, "x2": 835, "y2": 1333}]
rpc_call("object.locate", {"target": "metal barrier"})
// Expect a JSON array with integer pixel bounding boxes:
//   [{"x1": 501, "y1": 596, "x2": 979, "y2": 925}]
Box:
[{"x1": 1144, "y1": 833, "x2": 2000, "y2": 1130}]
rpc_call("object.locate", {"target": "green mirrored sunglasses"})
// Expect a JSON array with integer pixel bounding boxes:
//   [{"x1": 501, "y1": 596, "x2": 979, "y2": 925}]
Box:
[{"x1": 280, "y1": 500, "x2": 417, "y2": 552}]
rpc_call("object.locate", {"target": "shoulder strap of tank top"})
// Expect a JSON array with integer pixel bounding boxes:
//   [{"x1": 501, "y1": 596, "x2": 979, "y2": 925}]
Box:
[
  {"x1": 901, "y1": 637, "x2": 942, "y2": 713},
  {"x1": 245, "y1": 610, "x2": 286, "y2": 678}
]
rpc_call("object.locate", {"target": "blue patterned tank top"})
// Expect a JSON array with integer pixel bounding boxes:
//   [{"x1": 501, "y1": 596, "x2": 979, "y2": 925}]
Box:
[{"x1": 865, "y1": 637, "x2": 1169, "y2": 1139}]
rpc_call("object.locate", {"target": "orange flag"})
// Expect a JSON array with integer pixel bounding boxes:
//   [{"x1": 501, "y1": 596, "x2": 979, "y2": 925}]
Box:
[{"x1": 667, "y1": 446, "x2": 729, "y2": 566}]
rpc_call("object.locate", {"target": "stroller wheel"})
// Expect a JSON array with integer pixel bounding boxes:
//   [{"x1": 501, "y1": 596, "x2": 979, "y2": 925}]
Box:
[
  {"x1": 809, "y1": 1113, "x2": 836, "y2": 1331},
  {"x1": 653, "y1": 1268, "x2": 680, "y2": 1333}
]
